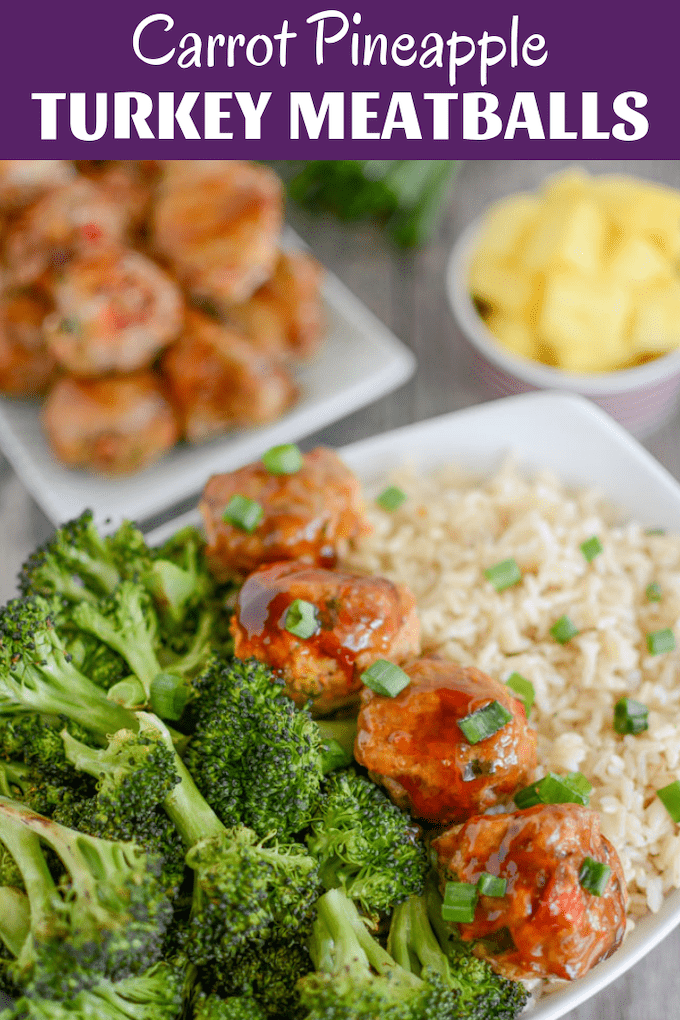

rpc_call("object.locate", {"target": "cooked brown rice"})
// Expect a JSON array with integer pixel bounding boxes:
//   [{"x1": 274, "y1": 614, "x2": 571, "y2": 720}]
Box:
[{"x1": 342, "y1": 458, "x2": 680, "y2": 923}]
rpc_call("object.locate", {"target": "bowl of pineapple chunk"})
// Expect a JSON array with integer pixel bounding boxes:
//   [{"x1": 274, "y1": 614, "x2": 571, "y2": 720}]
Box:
[{"x1": 449, "y1": 167, "x2": 680, "y2": 437}]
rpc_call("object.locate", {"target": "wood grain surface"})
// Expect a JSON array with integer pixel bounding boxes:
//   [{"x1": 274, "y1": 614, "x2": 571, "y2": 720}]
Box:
[{"x1": 1, "y1": 159, "x2": 680, "y2": 1016}]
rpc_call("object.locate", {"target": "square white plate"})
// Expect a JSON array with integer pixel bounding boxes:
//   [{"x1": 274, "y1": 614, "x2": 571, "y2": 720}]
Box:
[
  {"x1": 0, "y1": 262, "x2": 415, "y2": 530},
  {"x1": 149, "y1": 390, "x2": 680, "y2": 1019}
]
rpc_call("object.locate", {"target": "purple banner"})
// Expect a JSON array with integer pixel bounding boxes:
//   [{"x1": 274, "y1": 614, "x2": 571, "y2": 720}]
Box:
[{"x1": 0, "y1": 1, "x2": 676, "y2": 157}]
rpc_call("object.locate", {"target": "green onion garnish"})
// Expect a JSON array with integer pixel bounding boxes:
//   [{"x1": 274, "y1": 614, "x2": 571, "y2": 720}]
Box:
[
  {"x1": 578, "y1": 857, "x2": 611, "y2": 896},
  {"x1": 657, "y1": 780, "x2": 680, "y2": 822},
  {"x1": 646, "y1": 582, "x2": 662, "y2": 602},
  {"x1": 514, "y1": 771, "x2": 592, "y2": 809},
  {"x1": 550, "y1": 615, "x2": 579, "y2": 644},
  {"x1": 376, "y1": 486, "x2": 407, "y2": 511},
  {"x1": 477, "y1": 873, "x2": 507, "y2": 897},
  {"x1": 284, "y1": 599, "x2": 319, "y2": 639},
  {"x1": 361, "y1": 660, "x2": 410, "y2": 698},
  {"x1": 320, "y1": 738, "x2": 354, "y2": 774},
  {"x1": 261, "y1": 443, "x2": 304, "y2": 475},
  {"x1": 613, "y1": 697, "x2": 649, "y2": 735},
  {"x1": 645, "y1": 528, "x2": 666, "y2": 536},
  {"x1": 505, "y1": 672, "x2": 535, "y2": 717},
  {"x1": 647, "y1": 628, "x2": 676, "y2": 655},
  {"x1": 458, "y1": 701, "x2": 513, "y2": 745},
  {"x1": 484, "y1": 558, "x2": 522, "y2": 592},
  {"x1": 580, "y1": 536, "x2": 603, "y2": 562},
  {"x1": 222, "y1": 494, "x2": 264, "y2": 533},
  {"x1": 442, "y1": 881, "x2": 478, "y2": 923}
]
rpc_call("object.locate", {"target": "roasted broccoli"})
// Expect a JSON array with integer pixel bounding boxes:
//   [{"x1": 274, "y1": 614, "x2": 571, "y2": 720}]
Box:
[
  {"x1": 299, "y1": 887, "x2": 459, "y2": 1020},
  {"x1": 186, "y1": 658, "x2": 325, "y2": 839},
  {"x1": 0, "y1": 596, "x2": 139, "y2": 740},
  {"x1": 307, "y1": 769, "x2": 428, "y2": 916},
  {"x1": 0, "y1": 797, "x2": 173, "y2": 1001},
  {"x1": 387, "y1": 883, "x2": 529, "y2": 1020}
]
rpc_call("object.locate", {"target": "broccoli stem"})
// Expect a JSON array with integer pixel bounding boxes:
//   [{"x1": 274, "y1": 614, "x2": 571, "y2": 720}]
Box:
[
  {"x1": 311, "y1": 888, "x2": 395, "y2": 978},
  {"x1": 388, "y1": 894, "x2": 452, "y2": 982},
  {"x1": 0, "y1": 817, "x2": 60, "y2": 967},
  {"x1": 72, "y1": 597, "x2": 163, "y2": 699},
  {"x1": 0, "y1": 888, "x2": 31, "y2": 958}
]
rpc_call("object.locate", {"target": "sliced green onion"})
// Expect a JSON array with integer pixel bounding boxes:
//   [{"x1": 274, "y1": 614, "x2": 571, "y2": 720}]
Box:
[
  {"x1": 222, "y1": 494, "x2": 264, "y2": 533},
  {"x1": 484, "y1": 558, "x2": 522, "y2": 592},
  {"x1": 578, "y1": 856, "x2": 611, "y2": 896},
  {"x1": 613, "y1": 697, "x2": 649, "y2": 735},
  {"x1": 646, "y1": 581, "x2": 662, "y2": 602},
  {"x1": 580, "y1": 536, "x2": 603, "y2": 562},
  {"x1": 150, "y1": 672, "x2": 190, "y2": 722},
  {"x1": 458, "y1": 701, "x2": 513, "y2": 745},
  {"x1": 514, "y1": 771, "x2": 592, "y2": 809},
  {"x1": 284, "y1": 599, "x2": 319, "y2": 639},
  {"x1": 477, "y1": 873, "x2": 507, "y2": 897},
  {"x1": 442, "y1": 881, "x2": 478, "y2": 923},
  {"x1": 646, "y1": 628, "x2": 676, "y2": 655},
  {"x1": 550, "y1": 615, "x2": 579, "y2": 644},
  {"x1": 505, "y1": 672, "x2": 535, "y2": 717},
  {"x1": 320, "y1": 738, "x2": 354, "y2": 775},
  {"x1": 361, "y1": 660, "x2": 410, "y2": 698},
  {"x1": 261, "y1": 443, "x2": 304, "y2": 475},
  {"x1": 645, "y1": 527, "x2": 666, "y2": 536},
  {"x1": 376, "y1": 486, "x2": 407, "y2": 512},
  {"x1": 657, "y1": 780, "x2": 680, "y2": 822}
]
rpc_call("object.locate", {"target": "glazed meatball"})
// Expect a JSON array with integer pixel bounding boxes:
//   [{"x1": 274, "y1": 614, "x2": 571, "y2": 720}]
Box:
[
  {"x1": 432, "y1": 803, "x2": 628, "y2": 981},
  {"x1": 43, "y1": 248, "x2": 184, "y2": 376},
  {"x1": 161, "y1": 310, "x2": 296, "y2": 443},
  {"x1": 227, "y1": 250, "x2": 324, "y2": 362},
  {"x1": 200, "y1": 447, "x2": 371, "y2": 580},
  {"x1": 4, "y1": 179, "x2": 129, "y2": 287},
  {"x1": 0, "y1": 160, "x2": 75, "y2": 214},
  {"x1": 0, "y1": 288, "x2": 57, "y2": 397},
  {"x1": 231, "y1": 561, "x2": 420, "y2": 715},
  {"x1": 354, "y1": 657, "x2": 537, "y2": 825},
  {"x1": 42, "y1": 371, "x2": 178, "y2": 476},
  {"x1": 74, "y1": 161, "x2": 154, "y2": 237},
  {"x1": 152, "y1": 160, "x2": 283, "y2": 309}
]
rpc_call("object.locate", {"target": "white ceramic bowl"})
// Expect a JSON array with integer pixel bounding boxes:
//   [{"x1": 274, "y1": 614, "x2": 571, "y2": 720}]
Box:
[
  {"x1": 150, "y1": 392, "x2": 680, "y2": 1019},
  {"x1": 448, "y1": 219, "x2": 680, "y2": 438}
]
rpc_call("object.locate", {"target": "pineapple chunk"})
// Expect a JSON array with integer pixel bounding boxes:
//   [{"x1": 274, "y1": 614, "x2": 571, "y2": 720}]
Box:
[
  {"x1": 485, "y1": 312, "x2": 539, "y2": 361},
  {"x1": 629, "y1": 280, "x2": 680, "y2": 355},
  {"x1": 540, "y1": 167, "x2": 592, "y2": 203},
  {"x1": 522, "y1": 197, "x2": 606, "y2": 276},
  {"x1": 538, "y1": 271, "x2": 631, "y2": 373},
  {"x1": 596, "y1": 175, "x2": 680, "y2": 258},
  {"x1": 469, "y1": 256, "x2": 537, "y2": 317},
  {"x1": 473, "y1": 193, "x2": 541, "y2": 263},
  {"x1": 608, "y1": 235, "x2": 671, "y2": 285}
]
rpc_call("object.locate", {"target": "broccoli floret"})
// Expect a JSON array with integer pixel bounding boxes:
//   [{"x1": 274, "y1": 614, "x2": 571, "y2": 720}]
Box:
[
  {"x1": 62, "y1": 630, "x2": 129, "y2": 692},
  {"x1": 193, "y1": 992, "x2": 267, "y2": 1020},
  {"x1": 17, "y1": 512, "x2": 123, "y2": 605},
  {"x1": 307, "y1": 769, "x2": 428, "y2": 917},
  {"x1": 299, "y1": 887, "x2": 459, "y2": 1020},
  {"x1": 61, "y1": 725, "x2": 186, "y2": 894},
  {"x1": 186, "y1": 659, "x2": 324, "y2": 839},
  {"x1": 1, "y1": 960, "x2": 183, "y2": 1020},
  {"x1": 0, "y1": 596, "x2": 139, "y2": 741},
  {"x1": 143, "y1": 526, "x2": 213, "y2": 631},
  {"x1": 220, "y1": 937, "x2": 311, "y2": 1018},
  {"x1": 0, "y1": 797, "x2": 173, "y2": 1001},
  {"x1": 387, "y1": 883, "x2": 529, "y2": 1020}
]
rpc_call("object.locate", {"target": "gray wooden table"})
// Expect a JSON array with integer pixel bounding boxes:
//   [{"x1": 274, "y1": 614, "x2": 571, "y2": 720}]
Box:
[{"x1": 2, "y1": 159, "x2": 680, "y2": 1016}]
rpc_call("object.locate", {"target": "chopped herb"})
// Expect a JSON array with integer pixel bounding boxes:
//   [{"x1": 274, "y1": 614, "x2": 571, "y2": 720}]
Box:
[
  {"x1": 550, "y1": 615, "x2": 579, "y2": 644},
  {"x1": 613, "y1": 697, "x2": 649, "y2": 735},
  {"x1": 442, "y1": 881, "x2": 478, "y2": 923},
  {"x1": 505, "y1": 672, "x2": 535, "y2": 717},
  {"x1": 477, "y1": 873, "x2": 507, "y2": 897},
  {"x1": 458, "y1": 701, "x2": 513, "y2": 745},
  {"x1": 360, "y1": 660, "x2": 410, "y2": 698},
  {"x1": 284, "y1": 599, "x2": 319, "y2": 639},
  {"x1": 657, "y1": 781, "x2": 680, "y2": 823},
  {"x1": 579, "y1": 857, "x2": 611, "y2": 896},
  {"x1": 647, "y1": 628, "x2": 676, "y2": 655},
  {"x1": 376, "y1": 486, "x2": 407, "y2": 512},
  {"x1": 646, "y1": 582, "x2": 662, "y2": 603},
  {"x1": 222, "y1": 494, "x2": 264, "y2": 533},
  {"x1": 262, "y1": 443, "x2": 304, "y2": 475},
  {"x1": 580, "y1": 536, "x2": 603, "y2": 562},
  {"x1": 484, "y1": 558, "x2": 522, "y2": 592},
  {"x1": 514, "y1": 771, "x2": 592, "y2": 809}
]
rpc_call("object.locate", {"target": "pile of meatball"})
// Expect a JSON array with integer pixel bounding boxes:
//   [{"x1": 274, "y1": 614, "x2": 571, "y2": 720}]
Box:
[
  {"x1": 200, "y1": 447, "x2": 629, "y2": 985},
  {"x1": 0, "y1": 160, "x2": 324, "y2": 475}
]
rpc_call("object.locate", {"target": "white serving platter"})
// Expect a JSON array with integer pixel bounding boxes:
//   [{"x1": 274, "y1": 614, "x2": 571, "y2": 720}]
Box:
[
  {"x1": 0, "y1": 262, "x2": 415, "y2": 530},
  {"x1": 149, "y1": 390, "x2": 680, "y2": 1019}
]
